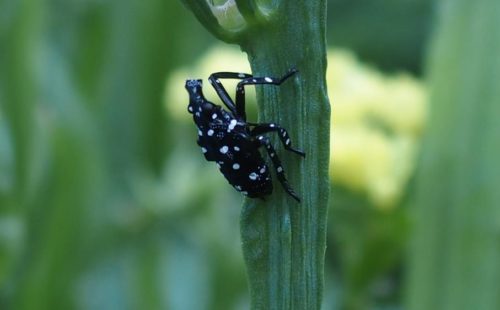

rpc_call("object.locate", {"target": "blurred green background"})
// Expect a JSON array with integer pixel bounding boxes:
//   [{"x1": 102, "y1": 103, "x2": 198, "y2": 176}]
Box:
[{"x1": 3, "y1": 0, "x2": 498, "y2": 309}]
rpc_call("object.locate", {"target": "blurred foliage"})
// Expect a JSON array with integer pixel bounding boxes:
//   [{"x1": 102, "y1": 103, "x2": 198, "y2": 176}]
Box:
[
  {"x1": 328, "y1": 187, "x2": 409, "y2": 310},
  {"x1": 328, "y1": 0, "x2": 435, "y2": 74},
  {"x1": 0, "y1": 1, "x2": 247, "y2": 309},
  {"x1": 0, "y1": 0, "x2": 440, "y2": 310}
]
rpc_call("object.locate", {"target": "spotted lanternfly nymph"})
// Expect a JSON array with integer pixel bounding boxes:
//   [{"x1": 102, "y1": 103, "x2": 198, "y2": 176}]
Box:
[{"x1": 185, "y1": 68, "x2": 305, "y2": 202}]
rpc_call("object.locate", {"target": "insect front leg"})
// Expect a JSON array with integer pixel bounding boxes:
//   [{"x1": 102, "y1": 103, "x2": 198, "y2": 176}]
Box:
[
  {"x1": 255, "y1": 135, "x2": 301, "y2": 202},
  {"x1": 235, "y1": 68, "x2": 298, "y2": 120},
  {"x1": 249, "y1": 123, "x2": 305, "y2": 157},
  {"x1": 209, "y1": 72, "x2": 253, "y2": 117}
]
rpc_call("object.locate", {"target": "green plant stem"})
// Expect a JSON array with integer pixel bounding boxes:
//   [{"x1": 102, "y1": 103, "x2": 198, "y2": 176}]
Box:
[
  {"x1": 240, "y1": 12, "x2": 330, "y2": 309},
  {"x1": 180, "y1": 1, "x2": 331, "y2": 309}
]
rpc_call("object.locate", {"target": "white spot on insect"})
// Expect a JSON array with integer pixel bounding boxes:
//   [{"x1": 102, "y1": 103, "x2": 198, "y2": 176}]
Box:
[
  {"x1": 198, "y1": 130, "x2": 203, "y2": 136},
  {"x1": 277, "y1": 166, "x2": 283, "y2": 173},
  {"x1": 238, "y1": 73, "x2": 246, "y2": 78},
  {"x1": 220, "y1": 146, "x2": 229, "y2": 154},
  {"x1": 212, "y1": 113, "x2": 217, "y2": 119},
  {"x1": 195, "y1": 112, "x2": 200, "y2": 117},
  {"x1": 252, "y1": 79, "x2": 257, "y2": 83},
  {"x1": 241, "y1": 191, "x2": 248, "y2": 195},
  {"x1": 270, "y1": 124, "x2": 275, "y2": 128},
  {"x1": 201, "y1": 147, "x2": 207, "y2": 153},
  {"x1": 271, "y1": 153, "x2": 275, "y2": 157},
  {"x1": 228, "y1": 119, "x2": 237, "y2": 131},
  {"x1": 285, "y1": 139, "x2": 290, "y2": 145},
  {"x1": 249, "y1": 172, "x2": 258, "y2": 180},
  {"x1": 235, "y1": 185, "x2": 242, "y2": 191},
  {"x1": 198, "y1": 107, "x2": 202, "y2": 112},
  {"x1": 234, "y1": 146, "x2": 240, "y2": 151},
  {"x1": 265, "y1": 77, "x2": 273, "y2": 82},
  {"x1": 216, "y1": 80, "x2": 221, "y2": 84},
  {"x1": 282, "y1": 131, "x2": 286, "y2": 137},
  {"x1": 232, "y1": 163, "x2": 240, "y2": 170},
  {"x1": 260, "y1": 167, "x2": 266, "y2": 174},
  {"x1": 207, "y1": 129, "x2": 214, "y2": 136},
  {"x1": 217, "y1": 163, "x2": 221, "y2": 168},
  {"x1": 258, "y1": 136, "x2": 264, "y2": 140},
  {"x1": 188, "y1": 106, "x2": 193, "y2": 112}
]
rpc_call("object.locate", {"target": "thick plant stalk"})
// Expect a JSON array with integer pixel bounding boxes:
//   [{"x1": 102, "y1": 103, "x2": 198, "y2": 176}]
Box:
[
  {"x1": 180, "y1": 1, "x2": 330, "y2": 309},
  {"x1": 406, "y1": 0, "x2": 500, "y2": 309}
]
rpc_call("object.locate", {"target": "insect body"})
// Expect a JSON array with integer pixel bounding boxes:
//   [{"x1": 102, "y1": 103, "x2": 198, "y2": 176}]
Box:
[{"x1": 185, "y1": 69, "x2": 305, "y2": 202}]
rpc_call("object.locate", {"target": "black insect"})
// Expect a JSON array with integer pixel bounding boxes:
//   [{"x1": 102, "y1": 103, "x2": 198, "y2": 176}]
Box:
[{"x1": 185, "y1": 68, "x2": 305, "y2": 202}]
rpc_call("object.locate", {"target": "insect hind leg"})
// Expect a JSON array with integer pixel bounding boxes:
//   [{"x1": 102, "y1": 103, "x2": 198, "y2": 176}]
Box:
[{"x1": 255, "y1": 136, "x2": 301, "y2": 202}]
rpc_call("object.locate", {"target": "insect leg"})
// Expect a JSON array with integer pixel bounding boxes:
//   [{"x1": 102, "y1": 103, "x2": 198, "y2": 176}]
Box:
[
  {"x1": 250, "y1": 123, "x2": 305, "y2": 157},
  {"x1": 235, "y1": 68, "x2": 298, "y2": 120},
  {"x1": 255, "y1": 135, "x2": 301, "y2": 202},
  {"x1": 209, "y1": 72, "x2": 253, "y2": 116}
]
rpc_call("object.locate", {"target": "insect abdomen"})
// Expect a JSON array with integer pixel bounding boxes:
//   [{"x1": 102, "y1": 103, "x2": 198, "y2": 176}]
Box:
[{"x1": 218, "y1": 152, "x2": 272, "y2": 198}]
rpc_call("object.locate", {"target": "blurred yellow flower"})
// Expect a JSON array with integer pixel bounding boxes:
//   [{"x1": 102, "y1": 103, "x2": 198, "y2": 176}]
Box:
[
  {"x1": 165, "y1": 46, "x2": 427, "y2": 209},
  {"x1": 328, "y1": 50, "x2": 427, "y2": 209}
]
